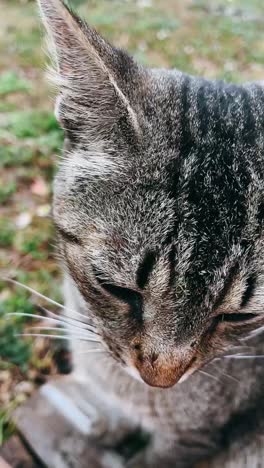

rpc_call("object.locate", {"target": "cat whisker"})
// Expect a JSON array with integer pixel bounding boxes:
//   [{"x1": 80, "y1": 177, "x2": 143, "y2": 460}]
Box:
[
  {"x1": 243, "y1": 325, "x2": 264, "y2": 340},
  {"x1": 6, "y1": 311, "x2": 99, "y2": 337},
  {"x1": 220, "y1": 372, "x2": 239, "y2": 383},
  {"x1": 212, "y1": 344, "x2": 253, "y2": 363},
  {"x1": 75, "y1": 349, "x2": 106, "y2": 355},
  {"x1": 228, "y1": 343, "x2": 253, "y2": 351},
  {"x1": 210, "y1": 364, "x2": 239, "y2": 383},
  {"x1": 27, "y1": 326, "x2": 100, "y2": 341},
  {"x1": 16, "y1": 333, "x2": 101, "y2": 343},
  {"x1": 222, "y1": 355, "x2": 264, "y2": 360},
  {"x1": 41, "y1": 307, "x2": 99, "y2": 335},
  {"x1": 3, "y1": 277, "x2": 69, "y2": 309},
  {"x1": 198, "y1": 370, "x2": 220, "y2": 381},
  {"x1": 2, "y1": 277, "x2": 93, "y2": 325}
]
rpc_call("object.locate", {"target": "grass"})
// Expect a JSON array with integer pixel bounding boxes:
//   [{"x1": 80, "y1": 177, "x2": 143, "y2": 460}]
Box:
[
  {"x1": 0, "y1": 0, "x2": 263, "y2": 445},
  {"x1": 0, "y1": 71, "x2": 31, "y2": 97}
]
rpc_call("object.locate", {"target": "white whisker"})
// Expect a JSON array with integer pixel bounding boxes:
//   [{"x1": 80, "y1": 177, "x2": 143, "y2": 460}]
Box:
[
  {"x1": 28, "y1": 326, "x2": 100, "y2": 341},
  {"x1": 244, "y1": 325, "x2": 264, "y2": 340},
  {"x1": 28, "y1": 326, "x2": 69, "y2": 333},
  {"x1": 3, "y1": 278, "x2": 93, "y2": 324},
  {"x1": 75, "y1": 349, "x2": 106, "y2": 354},
  {"x1": 221, "y1": 372, "x2": 239, "y2": 383},
  {"x1": 198, "y1": 370, "x2": 219, "y2": 381},
  {"x1": 6, "y1": 312, "x2": 98, "y2": 336},
  {"x1": 16, "y1": 333, "x2": 73, "y2": 341},
  {"x1": 223, "y1": 355, "x2": 264, "y2": 359},
  {"x1": 4, "y1": 278, "x2": 69, "y2": 309},
  {"x1": 211, "y1": 366, "x2": 239, "y2": 383},
  {"x1": 16, "y1": 333, "x2": 100, "y2": 342},
  {"x1": 7, "y1": 312, "x2": 77, "y2": 329},
  {"x1": 28, "y1": 325, "x2": 92, "y2": 335},
  {"x1": 42, "y1": 307, "x2": 98, "y2": 335}
]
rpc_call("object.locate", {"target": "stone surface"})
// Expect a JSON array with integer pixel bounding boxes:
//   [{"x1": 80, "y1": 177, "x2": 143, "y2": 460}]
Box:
[{"x1": 12, "y1": 376, "x2": 129, "y2": 468}]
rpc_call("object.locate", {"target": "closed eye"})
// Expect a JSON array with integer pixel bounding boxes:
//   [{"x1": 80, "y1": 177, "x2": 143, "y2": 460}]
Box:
[
  {"x1": 94, "y1": 271, "x2": 143, "y2": 311},
  {"x1": 217, "y1": 313, "x2": 258, "y2": 323},
  {"x1": 99, "y1": 282, "x2": 142, "y2": 305},
  {"x1": 55, "y1": 223, "x2": 81, "y2": 244},
  {"x1": 97, "y1": 280, "x2": 143, "y2": 322}
]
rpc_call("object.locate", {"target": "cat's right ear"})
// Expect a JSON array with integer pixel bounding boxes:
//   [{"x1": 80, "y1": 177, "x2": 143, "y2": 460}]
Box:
[{"x1": 37, "y1": 0, "x2": 141, "y2": 138}]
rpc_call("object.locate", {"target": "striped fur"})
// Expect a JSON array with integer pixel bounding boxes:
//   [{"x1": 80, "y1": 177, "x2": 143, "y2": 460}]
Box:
[{"x1": 38, "y1": 1, "x2": 264, "y2": 466}]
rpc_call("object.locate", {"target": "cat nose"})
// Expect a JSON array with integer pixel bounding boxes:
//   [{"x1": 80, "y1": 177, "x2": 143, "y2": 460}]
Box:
[
  {"x1": 130, "y1": 344, "x2": 185, "y2": 388},
  {"x1": 137, "y1": 356, "x2": 182, "y2": 388}
]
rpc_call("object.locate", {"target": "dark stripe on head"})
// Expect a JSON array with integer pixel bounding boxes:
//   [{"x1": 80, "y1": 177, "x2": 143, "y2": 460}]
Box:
[
  {"x1": 168, "y1": 244, "x2": 176, "y2": 288},
  {"x1": 241, "y1": 274, "x2": 256, "y2": 308},
  {"x1": 136, "y1": 250, "x2": 157, "y2": 289},
  {"x1": 180, "y1": 75, "x2": 192, "y2": 156}
]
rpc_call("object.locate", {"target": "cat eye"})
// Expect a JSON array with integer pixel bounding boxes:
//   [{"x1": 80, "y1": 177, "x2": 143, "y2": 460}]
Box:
[
  {"x1": 99, "y1": 282, "x2": 142, "y2": 305},
  {"x1": 217, "y1": 313, "x2": 258, "y2": 323},
  {"x1": 94, "y1": 271, "x2": 143, "y2": 320},
  {"x1": 55, "y1": 223, "x2": 81, "y2": 244}
]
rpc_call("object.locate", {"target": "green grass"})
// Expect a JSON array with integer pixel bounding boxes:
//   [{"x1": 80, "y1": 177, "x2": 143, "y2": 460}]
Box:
[
  {"x1": 0, "y1": 0, "x2": 263, "y2": 444},
  {"x1": 0, "y1": 403, "x2": 19, "y2": 445},
  {"x1": 0, "y1": 288, "x2": 33, "y2": 371},
  {"x1": 0, "y1": 181, "x2": 16, "y2": 204},
  {"x1": 0, "y1": 71, "x2": 31, "y2": 96},
  {"x1": 2, "y1": 111, "x2": 60, "y2": 139},
  {"x1": 0, "y1": 220, "x2": 15, "y2": 248},
  {"x1": 15, "y1": 222, "x2": 53, "y2": 260}
]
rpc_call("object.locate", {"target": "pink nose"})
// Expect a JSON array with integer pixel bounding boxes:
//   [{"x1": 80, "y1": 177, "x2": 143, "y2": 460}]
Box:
[
  {"x1": 131, "y1": 349, "x2": 186, "y2": 388},
  {"x1": 137, "y1": 359, "x2": 184, "y2": 388}
]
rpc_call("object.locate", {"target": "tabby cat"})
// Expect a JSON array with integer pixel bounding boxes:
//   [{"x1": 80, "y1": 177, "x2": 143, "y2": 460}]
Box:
[{"x1": 38, "y1": 0, "x2": 264, "y2": 466}]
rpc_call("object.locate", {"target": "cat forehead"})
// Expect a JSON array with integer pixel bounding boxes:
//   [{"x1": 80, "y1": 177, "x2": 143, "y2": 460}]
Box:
[{"x1": 53, "y1": 65, "x2": 264, "y2": 277}]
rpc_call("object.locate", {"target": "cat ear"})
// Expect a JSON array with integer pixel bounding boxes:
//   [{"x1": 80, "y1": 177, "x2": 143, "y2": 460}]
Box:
[{"x1": 37, "y1": 0, "x2": 140, "y2": 137}]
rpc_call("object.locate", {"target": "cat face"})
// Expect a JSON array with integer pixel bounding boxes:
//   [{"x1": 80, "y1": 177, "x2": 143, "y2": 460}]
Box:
[{"x1": 39, "y1": 0, "x2": 264, "y2": 388}]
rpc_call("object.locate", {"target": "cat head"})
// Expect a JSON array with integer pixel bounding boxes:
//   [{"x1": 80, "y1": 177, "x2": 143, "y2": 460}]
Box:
[{"x1": 38, "y1": 0, "x2": 264, "y2": 388}]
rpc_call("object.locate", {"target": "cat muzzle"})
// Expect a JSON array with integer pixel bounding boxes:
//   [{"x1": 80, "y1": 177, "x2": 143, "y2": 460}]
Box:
[{"x1": 134, "y1": 355, "x2": 189, "y2": 389}]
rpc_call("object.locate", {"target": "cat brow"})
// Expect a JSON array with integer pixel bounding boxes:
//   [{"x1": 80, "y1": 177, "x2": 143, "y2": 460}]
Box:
[{"x1": 136, "y1": 250, "x2": 157, "y2": 289}]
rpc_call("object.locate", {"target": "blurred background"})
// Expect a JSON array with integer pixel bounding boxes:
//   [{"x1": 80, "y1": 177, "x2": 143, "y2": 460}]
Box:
[{"x1": 0, "y1": 0, "x2": 263, "y2": 445}]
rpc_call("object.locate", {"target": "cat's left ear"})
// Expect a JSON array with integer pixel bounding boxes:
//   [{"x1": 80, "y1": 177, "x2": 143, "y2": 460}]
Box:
[{"x1": 37, "y1": 0, "x2": 141, "y2": 137}]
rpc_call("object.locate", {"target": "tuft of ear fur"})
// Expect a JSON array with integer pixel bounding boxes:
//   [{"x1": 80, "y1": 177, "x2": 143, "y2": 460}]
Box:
[{"x1": 37, "y1": 0, "x2": 140, "y2": 138}]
